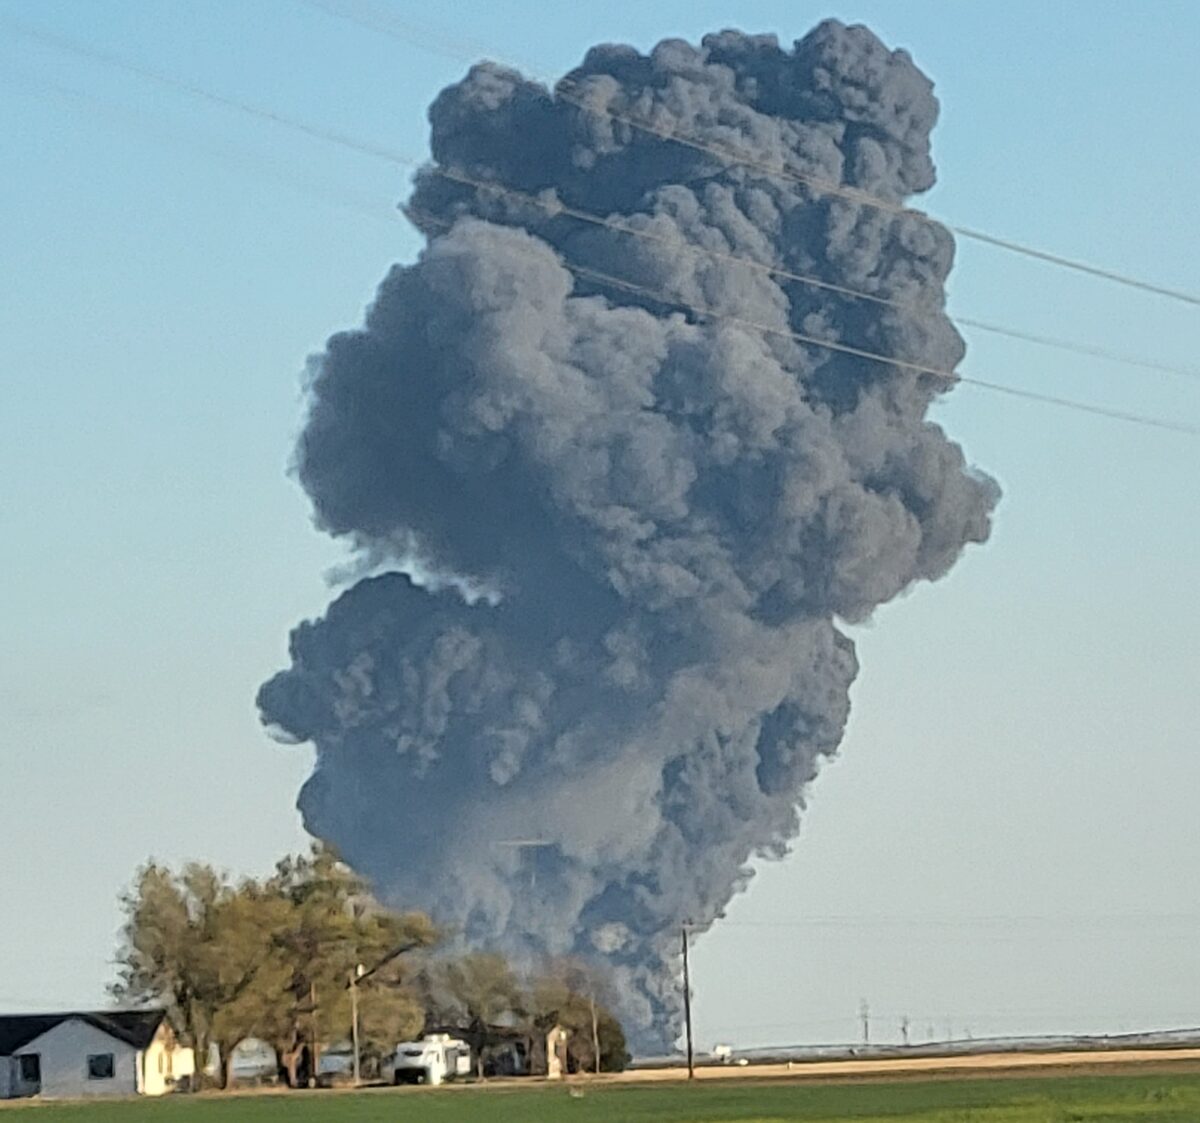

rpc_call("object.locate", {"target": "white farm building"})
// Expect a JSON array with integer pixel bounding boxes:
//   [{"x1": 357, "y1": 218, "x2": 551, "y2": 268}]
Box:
[{"x1": 0, "y1": 1009, "x2": 192, "y2": 1099}]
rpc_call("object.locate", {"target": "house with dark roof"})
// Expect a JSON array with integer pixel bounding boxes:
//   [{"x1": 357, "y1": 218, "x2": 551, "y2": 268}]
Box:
[{"x1": 0, "y1": 1009, "x2": 193, "y2": 1099}]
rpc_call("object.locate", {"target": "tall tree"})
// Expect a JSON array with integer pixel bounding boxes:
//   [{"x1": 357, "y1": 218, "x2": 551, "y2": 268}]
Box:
[
  {"x1": 264, "y1": 844, "x2": 437, "y2": 1085},
  {"x1": 528, "y1": 959, "x2": 629, "y2": 1073},
  {"x1": 112, "y1": 848, "x2": 437, "y2": 1089},
  {"x1": 111, "y1": 864, "x2": 195, "y2": 1068},
  {"x1": 354, "y1": 979, "x2": 426, "y2": 1069},
  {"x1": 433, "y1": 952, "x2": 524, "y2": 1076},
  {"x1": 111, "y1": 862, "x2": 290, "y2": 1088},
  {"x1": 205, "y1": 883, "x2": 294, "y2": 1087}
]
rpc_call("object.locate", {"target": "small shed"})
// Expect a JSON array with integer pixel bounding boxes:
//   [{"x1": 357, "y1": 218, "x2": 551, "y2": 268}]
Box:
[{"x1": 544, "y1": 1024, "x2": 570, "y2": 1080}]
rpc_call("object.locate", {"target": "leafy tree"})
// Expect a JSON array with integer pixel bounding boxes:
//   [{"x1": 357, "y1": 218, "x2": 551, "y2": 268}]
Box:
[
  {"x1": 578, "y1": 1001, "x2": 629, "y2": 1073},
  {"x1": 433, "y1": 952, "x2": 524, "y2": 1076},
  {"x1": 112, "y1": 847, "x2": 437, "y2": 1089},
  {"x1": 111, "y1": 863, "x2": 288, "y2": 1088},
  {"x1": 354, "y1": 980, "x2": 426, "y2": 1069},
  {"x1": 205, "y1": 884, "x2": 294, "y2": 1087},
  {"x1": 528, "y1": 959, "x2": 629, "y2": 1073},
  {"x1": 263, "y1": 844, "x2": 437, "y2": 1085},
  {"x1": 111, "y1": 863, "x2": 204, "y2": 1073}
]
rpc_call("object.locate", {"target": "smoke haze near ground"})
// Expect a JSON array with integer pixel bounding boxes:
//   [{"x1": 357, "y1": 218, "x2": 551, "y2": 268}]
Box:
[{"x1": 258, "y1": 18, "x2": 999, "y2": 1051}]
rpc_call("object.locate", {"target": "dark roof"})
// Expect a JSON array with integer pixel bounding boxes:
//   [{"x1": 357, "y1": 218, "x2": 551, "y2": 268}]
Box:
[
  {"x1": 425, "y1": 1022, "x2": 530, "y2": 1043},
  {"x1": 0, "y1": 1010, "x2": 166, "y2": 1055}
]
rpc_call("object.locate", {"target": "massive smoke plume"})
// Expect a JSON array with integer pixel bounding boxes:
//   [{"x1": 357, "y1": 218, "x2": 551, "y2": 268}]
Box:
[{"x1": 258, "y1": 19, "x2": 999, "y2": 1050}]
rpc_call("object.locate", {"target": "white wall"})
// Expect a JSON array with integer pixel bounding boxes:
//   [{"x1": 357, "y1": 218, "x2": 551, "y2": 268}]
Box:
[
  {"x1": 1, "y1": 1052, "x2": 44, "y2": 1100},
  {"x1": 141, "y1": 1027, "x2": 195, "y2": 1097},
  {"x1": 17, "y1": 1019, "x2": 138, "y2": 1099}
]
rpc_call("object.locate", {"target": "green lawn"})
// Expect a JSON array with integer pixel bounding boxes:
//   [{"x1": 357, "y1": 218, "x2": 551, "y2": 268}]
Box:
[{"x1": 10, "y1": 1071, "x2": 1200, "y2": 1122}]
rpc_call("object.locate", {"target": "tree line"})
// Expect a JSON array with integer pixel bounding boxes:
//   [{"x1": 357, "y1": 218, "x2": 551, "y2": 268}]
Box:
[{"x1": 110, "y1": 844, "x2": 627, "y2": 1088}]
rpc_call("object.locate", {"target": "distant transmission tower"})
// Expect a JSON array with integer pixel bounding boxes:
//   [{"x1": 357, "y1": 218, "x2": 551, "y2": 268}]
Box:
[
  {"x1": 859, "y1": 999, "x2": 870, "y2": 1045},
  {"x1": 900, "y1": 1015, "x2": 910, "y2": 1047}
]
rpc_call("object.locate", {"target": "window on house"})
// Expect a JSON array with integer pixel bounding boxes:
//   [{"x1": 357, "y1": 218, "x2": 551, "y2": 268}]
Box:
[
  {"x1": 87, "y1": 1053, "x2": 115, "y2": 1080},
  {"x1": 18, "y1": 1054, "x2": 40, "y2": 1084}
]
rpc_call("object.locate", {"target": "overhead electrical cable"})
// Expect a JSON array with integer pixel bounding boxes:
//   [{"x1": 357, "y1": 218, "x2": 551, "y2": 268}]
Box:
[
  {"x1": 407, "y1": 203, "x2": 1199, "y2": 434},
  {"x1": 424, "y1": 168, "x2": 1200, "y2": 384},
  {"x1": 563, "y1": 264, "x2": 1200, "y2": 436},
  {"x1": 299, "y1": 0, "x2": 1200, "y2": 309},
  {"x1": 10, "y1": 15, "x2": 1198, "y2": 382},
  {"x1": 0, "y1": 63, "x2": 401, "y2": 227},
  {"x1": 8, "y1": 17, "x2": 1198, "y2": 435}
]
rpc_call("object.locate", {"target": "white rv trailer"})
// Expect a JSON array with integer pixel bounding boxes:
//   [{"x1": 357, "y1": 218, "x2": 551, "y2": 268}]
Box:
[{"x1": 383, "y1": 1034, "x2": 471, "y2": 1085}]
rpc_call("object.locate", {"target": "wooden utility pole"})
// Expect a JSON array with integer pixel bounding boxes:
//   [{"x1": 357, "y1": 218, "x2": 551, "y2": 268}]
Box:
[
  {"x1": 681, "y1": 924, "x2": 694, "y2": 1080},
  {"x1": 310, "y1": 982, "x2": 320, "y2": 1087},
  {"x1": 337, "y1": 938, "x2": 423, "y2": 1086},
  {"x1": 350, "y1": 967, "x2": 362, "y2": 1086}
]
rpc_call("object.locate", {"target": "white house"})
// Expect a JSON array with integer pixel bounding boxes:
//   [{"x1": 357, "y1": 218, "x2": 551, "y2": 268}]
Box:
[{"x1": 0, "y1": 1009, "x2": 193, "y2": 1099}]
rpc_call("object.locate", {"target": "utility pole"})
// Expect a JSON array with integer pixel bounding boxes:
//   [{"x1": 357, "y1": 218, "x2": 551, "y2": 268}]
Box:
[
  {"x1": 900, "y1": 1015, "x2": 910, "y2": 1047},
  {"x1": 858, "y1": 998, "x2": 870, "y2": 1045},
  {"x1": 310, "y1": 982, "x2": 320, "y2": 1087},
  {"x1": 681, "y1": 924, "x2": 695, "y2": 1080},
  {"x1": 350, "y1": 965, "x2": 363, "y2": 1086},
  {"x1": 336, "y1": 937, "x2": 424, "y2": 1087}
]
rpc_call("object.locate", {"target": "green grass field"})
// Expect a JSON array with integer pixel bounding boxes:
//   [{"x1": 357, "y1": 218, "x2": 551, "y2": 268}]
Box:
[{"x1": 8, "y1": 1071, "x2": 1200, "y2": 1122}]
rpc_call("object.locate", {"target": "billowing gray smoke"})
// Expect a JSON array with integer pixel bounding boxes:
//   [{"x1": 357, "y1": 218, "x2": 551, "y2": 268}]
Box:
[{"x1": 258, "y1": 19, "x2": 999, "y2": 1051}]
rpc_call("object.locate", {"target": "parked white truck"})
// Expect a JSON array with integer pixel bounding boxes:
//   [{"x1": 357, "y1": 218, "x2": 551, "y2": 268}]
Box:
[{"x1": 383, "y1": 1034, "x2": 471, "y2": 1085}]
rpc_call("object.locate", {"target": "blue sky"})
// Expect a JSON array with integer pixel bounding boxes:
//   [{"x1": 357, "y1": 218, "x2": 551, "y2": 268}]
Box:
[{"x1": 1, "y1": 0, "x2": 1197, "y2": 1047}]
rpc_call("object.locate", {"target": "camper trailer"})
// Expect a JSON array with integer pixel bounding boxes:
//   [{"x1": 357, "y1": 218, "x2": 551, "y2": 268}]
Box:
[{"x1": 383, "y1": 1034, "x2": 471, "y2": 1085}]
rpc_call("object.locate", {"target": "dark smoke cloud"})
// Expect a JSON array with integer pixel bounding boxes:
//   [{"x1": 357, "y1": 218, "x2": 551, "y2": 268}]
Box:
[{"x1": 258, "y1": 19, "x2": 999, "y2": 1050}]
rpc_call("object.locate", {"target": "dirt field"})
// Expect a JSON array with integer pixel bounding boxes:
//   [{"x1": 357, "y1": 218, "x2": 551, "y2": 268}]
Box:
[{"x1": 618, "y1": 1045, "x2": 1200, "y2": 1083}]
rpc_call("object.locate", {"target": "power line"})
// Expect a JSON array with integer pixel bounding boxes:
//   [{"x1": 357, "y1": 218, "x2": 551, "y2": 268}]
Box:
[
  {"x1": 693, "y1": 912, "x2": 1200, "y2": 928},
  {"x1": 0, "y1": 15, "x2": 410, "y2": 167},
  {"x1": 419, "y1": 193, "x2": 1200, "y2": 433},
  {"x1": 700, "y1": 1014, "x2": 1200, "y2": 1035},
  {"x1": 949, "y1": 317, "x2": 1200, "y2": 383},
  {"x1": 19, "y1": 23, "x2": 1196, "y2": 388},
  {"x1": 11, "y1": 14, "x2": 1198, "y2": 389},
  {"x1": 429, "y1": 167, "x2": 1200, "y2": 384},
  {"x1": 563, "y1": 263, "x2": 1200, "y2": 436},
  {"x1": 301, "y1": 0, "x2": 1200, "y2": 310},
  {"x1": 297, "y1": 0, "x2": 543, "y2": 76},
  {"x1": 951, "y1": 225, "x2": 1200, "y2": 307},
  {"x1": 0, "y1": 62, "x2": 402, "y2": 229},
  {"x1": 289, "y1": 3, "x2": 1200, "y2": 373},
  {"x1": 9, "y1": 18, "x2": 1198, "y2": 435}
]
